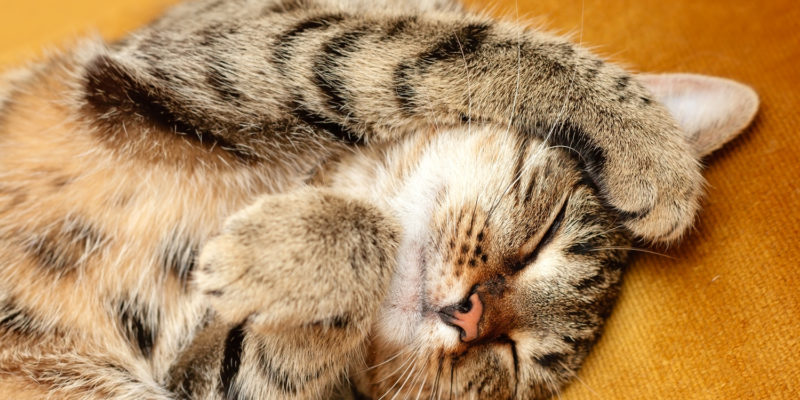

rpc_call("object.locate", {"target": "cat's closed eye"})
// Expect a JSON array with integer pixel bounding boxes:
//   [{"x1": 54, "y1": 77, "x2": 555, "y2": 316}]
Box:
[{"x1": 512, "y1": 196, "x2": 569, "y2": 272}]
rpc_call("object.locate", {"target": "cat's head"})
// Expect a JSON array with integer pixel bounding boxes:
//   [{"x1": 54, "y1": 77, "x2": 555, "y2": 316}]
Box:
[{"x1": 352, "y1": 74, "x2": 758, "y2": 399}]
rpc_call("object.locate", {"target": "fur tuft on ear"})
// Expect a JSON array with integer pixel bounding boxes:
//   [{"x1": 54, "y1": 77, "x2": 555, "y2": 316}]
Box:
[{"x1": 637, "y1": 73, "x2": 759, "y2": 157}]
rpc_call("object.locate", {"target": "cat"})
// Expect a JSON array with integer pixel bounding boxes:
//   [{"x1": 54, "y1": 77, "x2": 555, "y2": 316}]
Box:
[{"x1": 0, "y1": 0, "x2": 758, "y2": 398}]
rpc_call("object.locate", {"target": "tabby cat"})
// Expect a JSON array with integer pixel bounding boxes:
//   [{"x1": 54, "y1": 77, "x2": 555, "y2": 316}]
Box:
[{"x1": 0, "y1": 0, "x2": 758, "y2": 398}]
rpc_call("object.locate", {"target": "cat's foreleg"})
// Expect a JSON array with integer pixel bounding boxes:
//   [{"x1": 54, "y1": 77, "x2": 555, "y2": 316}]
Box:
[
  {"x1": 172, "y1": 188, "x2": 399, "y2": 399},
  {"x1": 89, "y1": 8, "x2": 701, "y2": 243}
]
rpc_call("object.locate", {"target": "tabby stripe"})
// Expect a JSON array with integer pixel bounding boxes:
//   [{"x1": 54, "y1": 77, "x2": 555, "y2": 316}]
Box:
[
  {"x1": 392, "y1": 23, "x2": 490, "y2": 114},
  {"x1": 574, "y1": 272, "x2": 605, "y2": 291},
  {"x1": 511, "y1": 134, "x2": 531, "y2": 203},
  {"x1": 24, "y1": 216, "x2": 106, "y2": 275},
  {"x1": 567, "y1": 240, "x2": 594, "y2": 256},
  {"x1": 207, "y1": 57, "x2": 243, "y2": 102},
  {"x1": 534, "y1": 352, "x2": 565, "y2": 370},
  {"x1": 392, "y1": 60, "x2": 418, "y2": 113},
  {"x1": 542, "y1": 120, "x2": 606, "y2": 180},
  {"x1": 420, "y1": 23, "x2": 490, "y2": 64},
  {"x1": 291, "y1": 100, "x2": 364, "y2": 144},
  {"x1": 540, "y1": 119, "x2": 655, "y2": 219},
  {"x1": 272, "y1": 14, "x2": 345, "y2": 66},
  {"x1": 84, "y1": 55, "x2": 257, "y2": 162},
  {"x1": 117, "y1": 299, "x2": 158, "y2": 358},
  {"x1": 615, "y1": 75, "x2": 630, "y2": 91},
  {"x1": 382, "y1": 16, "x2": 418, "y2": 39},
  {"x1": 161, "y1": 232, "x2": 198, "y2": 288},
  {"x1": 220, "y1": 322, "x2": 247, "y2": 399},
  {"x1": 313, "y1": 28, "x2": 369, "y2": 117},
  {"x1": 0, "y1": 299, "x2": 39, "y2": 337},
  {"x1": 257, "y1": 350, "x2": 298, "y2": 394},
  {"x1": 196, "y1": 24, "x2": 244, "y2": 101}
]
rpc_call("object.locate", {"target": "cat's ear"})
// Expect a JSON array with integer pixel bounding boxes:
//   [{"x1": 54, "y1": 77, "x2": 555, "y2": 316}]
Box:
[{"x1": 636, "y1": 73, "x2": 759, "y2": 157}]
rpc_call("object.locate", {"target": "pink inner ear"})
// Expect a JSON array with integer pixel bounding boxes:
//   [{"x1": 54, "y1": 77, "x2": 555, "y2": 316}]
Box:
[{"x1": 636, "y1": 73, "x2": 759, "y2": 157}]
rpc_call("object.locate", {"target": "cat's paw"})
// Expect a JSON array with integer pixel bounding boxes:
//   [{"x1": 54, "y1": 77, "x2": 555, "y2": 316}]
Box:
[
  {"x1": 611, "y1": 73, "x2": 759, "y2": 243},
  {"x1": 195, "y1": 188, "x2": 400, "y2": 327},
  {"x1": 600, "y1": 148, "x2": 703, "y2": 243}
]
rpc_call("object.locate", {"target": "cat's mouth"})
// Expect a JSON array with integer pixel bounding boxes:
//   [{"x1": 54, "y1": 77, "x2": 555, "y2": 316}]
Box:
[
  {"x1": 375, "y1": 235, "x2": 438, "y2": 346},
  {"x1": 376, "y1": 235, "x2": 469, "y2": 351}
]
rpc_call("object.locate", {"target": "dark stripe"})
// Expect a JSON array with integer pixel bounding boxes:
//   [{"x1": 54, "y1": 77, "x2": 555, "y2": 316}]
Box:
[
  {"x1": 567, "y1": 240, "x2": 594, "y2": 256},
  {"x1": 117, "y1": 299, "x2": 158, "y2": 358},
  {"x1": 161, "y1": 232, "x2": 198, "y2": 288},
  {"x1": 220, "y1": 322, "x2": 247, "y2": 399},
  {"x1": 272, "y1": 14, "x2": 344, "y2": 66},
  {"x1": 382, "y1": 16, "x2": 418, "y2": 39},
  {"x1": 497, "y1": 335, "x2": 519, "y2": 397},
  {"x1": 574, "y1": 272, "x2": 605, "y2": 291},
  {"x1": 207, "y1": 58, "x2": 243, "y2": 101},
  {"x1": 420, "y1": 23, "x2": 490, "y2": 63},
  {"x1": 0, "y1": 299, "x2": 39, "y2": 337},
  {"x1": 615, "y1": 75, "x2": 630, "y2": 91},
  {"x1": 327, "y1": 314, "x2": 350, "y2": 329},
  {"x1": 310, "y1": 313, "x2": 352, "y2": 329},
  {"x1": 257, "y1": 350, "x2": 298, "y2": 394},
  {"x1": 313, "y1": 28, "x2": 369, "y2": 117},
  {"x1": 257, "y1": 349, "x2": 330, "y2": 395},
  {"x1": 523, "y1": 172, "x2": 537, "y2": 204},
  {"x1": 392, "y1": 60, "x2": 418, "y2": 113},
  {"x1": 542, "y1": 120, "x2": 606, "y2": 179},
  {"x1": 291, "y1": 100, "x2": 364, "y2": 144},
  {"x1": 83, "y1": 55, "x2": 256, "y2": 162},
  {"x1": 512, "y1": 198, "x2": 568, "y2": 271},
  {"x1": 511, "y1": 135, "x2": 531, "y2": 202},
  {"x1": 534, "y1": 352, "x2": 564, "y2": 370},
  {"x1": 616, "y1": 208, "x2": 650, "y2": 221},
  {"x1": 24, "y1": 216, "x2": 106, "y2": 275},
  {"x1": 536, "y1": 120, "x2": 655, "y2": 220},
  {"x1": 392, "y1": 23, "x2": 490, "y2": 114}
]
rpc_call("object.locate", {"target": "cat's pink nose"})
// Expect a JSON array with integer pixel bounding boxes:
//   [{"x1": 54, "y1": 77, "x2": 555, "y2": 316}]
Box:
[{"x1": 439, "y1": 293, "x2": 483, "y2": 342}]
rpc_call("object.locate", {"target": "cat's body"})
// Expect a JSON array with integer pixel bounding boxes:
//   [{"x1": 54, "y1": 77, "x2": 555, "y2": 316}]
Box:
[{"x1": 0, "y1": 0, "x2": 758, "y2": 399}]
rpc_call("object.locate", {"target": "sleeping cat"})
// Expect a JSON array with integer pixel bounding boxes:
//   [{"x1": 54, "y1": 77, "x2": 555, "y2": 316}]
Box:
[{"x1": 0, "y1": 0, "x2": 758, "y2": 398}]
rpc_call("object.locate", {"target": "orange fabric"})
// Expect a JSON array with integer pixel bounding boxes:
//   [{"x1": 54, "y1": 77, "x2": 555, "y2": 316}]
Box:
[{"x1": 1, "y1": 0, "x2": 798, "y2": 398}]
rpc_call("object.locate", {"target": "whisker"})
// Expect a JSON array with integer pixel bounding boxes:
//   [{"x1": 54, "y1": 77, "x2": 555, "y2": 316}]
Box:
[
  {"x1": 378, "y1": 344, "x2": 424, "y2": 400},
  {"x1": 362, "y1": 347, "x2": 413, "y2": 372},
  {"x1": 588, "y1": 246, "x2": 674, "y2": 258},
  {"x1": 453, "y1": 29, "x2": 473, "y2": 136},
  {"x1": 502, "y1": 0, "x2": 523, "y2": 138},
  {"x1": 413, "y1": 356, "x2": 431, "y2": 400},
  {"x1": 559, "y1": 361, "x2": 601, "y2": 399},
  {"x1": 377, "y1": 345, "x2": 418, "y2": 383},
  {"x1": 448, "y1": 361, "x2": 455, "y2": 400},
  {"x1": 388, "y1": 353, "x2": 423, "y2": 400},
  {"x1": 430, "y1": 355, "x2": 444, "y2": 400}
]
